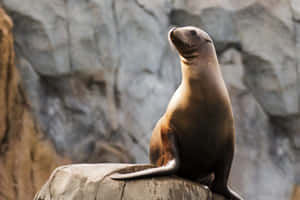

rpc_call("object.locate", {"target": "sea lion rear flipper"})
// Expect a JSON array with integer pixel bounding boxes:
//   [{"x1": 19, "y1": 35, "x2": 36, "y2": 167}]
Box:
[
  {"x1": 111, "y1": 133, "x2": 180, "y2": 180},
  {"x1": 110, "y1": 159, "x2": 179, "y2": 180}
]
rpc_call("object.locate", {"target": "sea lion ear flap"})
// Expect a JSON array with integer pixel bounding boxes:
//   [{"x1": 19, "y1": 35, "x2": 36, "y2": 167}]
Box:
[{"x1": 205, "y1": 38, "x2": 212, "y2": 43}]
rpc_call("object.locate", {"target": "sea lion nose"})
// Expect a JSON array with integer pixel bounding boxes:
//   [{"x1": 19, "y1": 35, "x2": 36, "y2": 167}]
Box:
[{"x1": 169, "y1": 27, "x2": 176, "y2": 37}]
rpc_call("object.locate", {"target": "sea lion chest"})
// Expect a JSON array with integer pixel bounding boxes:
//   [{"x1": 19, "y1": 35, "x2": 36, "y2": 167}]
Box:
[{"x1": 166, "y1": 83, "x2": 232, "y2": 170}]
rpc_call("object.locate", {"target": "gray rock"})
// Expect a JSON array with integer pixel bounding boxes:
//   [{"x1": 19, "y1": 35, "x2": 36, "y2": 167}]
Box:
[
  {"x1": 67, "y1": 0, "x2": 119, "y2": 74},
  {"x1": 219, "y1": 48, "x2": 246, "y2": 91},
  {"x1": 3, "y1": 0, "x2": 70, "y2": 75},
  {"x1": 235, "y1": 2, "x2": 298, "y2": 116},
  {"x1": 291, "y1": 0, "x2": 300, "y2": 21},
  {"x1": 220, "y1": 48, "x2": 295, "y2": 200},
  {"x1": 34, "y1": 164, "x2": 225, "y2": 200}
]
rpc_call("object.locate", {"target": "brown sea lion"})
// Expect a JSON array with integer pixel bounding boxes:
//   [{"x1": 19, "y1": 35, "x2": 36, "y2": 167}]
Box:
[{"x1": 111, "y1": 26, "x2": 243, "y2": 200}]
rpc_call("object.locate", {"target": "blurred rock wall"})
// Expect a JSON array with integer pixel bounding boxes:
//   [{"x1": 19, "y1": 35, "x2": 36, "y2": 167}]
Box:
[
  {"x1": 0, "y1": 8, "x2": 69, "y2": 200},
  {"x1": 1, "y1": 0, "x2": 300, "y2": 199}
]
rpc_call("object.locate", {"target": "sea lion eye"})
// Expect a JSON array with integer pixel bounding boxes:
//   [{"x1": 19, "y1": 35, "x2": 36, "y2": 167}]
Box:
[{"x1": 190, "y1": 30, "x2": 197, "y2": 36}]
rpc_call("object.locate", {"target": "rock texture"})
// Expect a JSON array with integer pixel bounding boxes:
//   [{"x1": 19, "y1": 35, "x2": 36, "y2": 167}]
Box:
[
  {"x1": 0, "y1": 0, "x2": 300, "y2": 200},
  {"x1": 0, "y1": 8, "x2": 69, "y2": 200},
  {"x1": 292, "y1": 185, "x2": 300, "y2": 200},
  {"x1": 34, "y1": 164, "x2": 225, "y2": 200}
]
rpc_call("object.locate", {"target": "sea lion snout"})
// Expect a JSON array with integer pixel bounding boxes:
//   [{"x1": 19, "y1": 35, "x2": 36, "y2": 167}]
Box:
[
  {"x1": 169, "y1": 26, "x2": 212, "y2": 44},
  {"x1": 169, "y1": 26, "x2": 213, "y2": 59},
  {"x1": 169, "y1": 27, "x2": 181, "y2": 45}
]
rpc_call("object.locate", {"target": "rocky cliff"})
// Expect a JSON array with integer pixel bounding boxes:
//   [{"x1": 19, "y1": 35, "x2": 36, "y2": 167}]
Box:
[
  {"x1": 0, "y1": 8, "x2": 69, "y2": 200},
  {"x1": 0, "y1": 0, "x2": 300, "y2": 200}
]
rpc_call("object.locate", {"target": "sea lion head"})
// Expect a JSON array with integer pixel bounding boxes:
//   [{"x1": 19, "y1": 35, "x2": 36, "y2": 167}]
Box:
[{"x1": 169, "y1": 26, "x2": 213, "y2": 61}]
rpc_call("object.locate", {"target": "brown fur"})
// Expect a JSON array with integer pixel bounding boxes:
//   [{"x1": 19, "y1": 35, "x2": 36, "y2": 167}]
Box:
[{"x1": 111, "y1": 26, "x2": 243, "y2": 200}]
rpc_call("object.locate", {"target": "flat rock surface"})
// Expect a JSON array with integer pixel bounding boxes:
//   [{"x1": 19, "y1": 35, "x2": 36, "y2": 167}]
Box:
[{"x1": 35, "y1": 164, "x2": 225, "y2": 200}]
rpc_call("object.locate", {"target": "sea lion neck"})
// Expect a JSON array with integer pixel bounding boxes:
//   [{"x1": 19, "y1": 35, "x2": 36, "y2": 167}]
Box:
[
  {"x1": 179, "y1": 54, "x2": 223, "y2": 101},
  {"x1": 179, "y1": 42, "x2": 219, "y2": 78},
  {"x1": 180, "y1": 53, "x2": 219, "y2": 82}
]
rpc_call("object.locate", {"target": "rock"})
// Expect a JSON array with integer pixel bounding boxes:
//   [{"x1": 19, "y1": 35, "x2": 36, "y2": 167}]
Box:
[
  {"x1": 235, "y1": 2, "x2": 298, "y2": 116},
  {"x1": 1, "y1": 0, "x2": 172, "y2": 162},
  {"x1": 2, "y1": 0, "x2": 70, "y2": 75},
  {"x1": 220, "y1": 49, "x2": 297, "y2": 200},
  {"x1": 0, "y1": 8, "x2": 70, "y2": 200},
  {"x1": 220, "y1": 48, "x2": 295, "y2": 200},
  {"x1": 291, "y1": 0, "x2": 300, "y2": 21},
  {"x1": 34, "y1": 164, "x2": 225, "y2": 200},
  {"x1": 229, "y1": 92, "x2": 294, "y2": 199},
  {"x1": 219, "y1": 48, "x2": 246, "y2": 91}
]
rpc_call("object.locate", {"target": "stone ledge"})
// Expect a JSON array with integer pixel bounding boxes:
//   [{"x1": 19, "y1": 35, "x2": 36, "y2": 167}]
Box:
[{"x1": 34, "y1": 164, "x2": 226, "y2": 200}]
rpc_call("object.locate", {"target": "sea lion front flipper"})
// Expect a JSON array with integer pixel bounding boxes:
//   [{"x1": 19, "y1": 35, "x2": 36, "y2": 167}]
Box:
[
  {"x1": 110, "y1": 133, "x2": 180, "y2": 180},
  {"x1": 211, "y1": 142, "x2": 244, "y2": 200}
]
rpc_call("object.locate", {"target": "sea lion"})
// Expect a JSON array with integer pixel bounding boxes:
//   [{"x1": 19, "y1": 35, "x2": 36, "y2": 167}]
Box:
[{"x1": 111, "y1": 26, "x2": 243, "y2": 200}]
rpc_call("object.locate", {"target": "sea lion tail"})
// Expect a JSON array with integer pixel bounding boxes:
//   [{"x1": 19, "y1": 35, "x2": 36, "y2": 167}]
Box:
[{"x1": 110, "y1": 160, "x2": 179, "y2": 180}]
